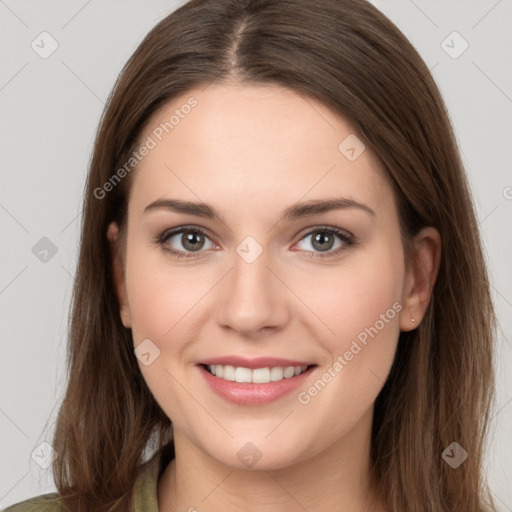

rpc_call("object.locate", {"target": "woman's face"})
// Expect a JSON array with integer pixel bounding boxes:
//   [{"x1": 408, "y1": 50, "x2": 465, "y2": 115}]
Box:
[{"x1": 109, "y1": 83, "x2": 420, "y2": 470}]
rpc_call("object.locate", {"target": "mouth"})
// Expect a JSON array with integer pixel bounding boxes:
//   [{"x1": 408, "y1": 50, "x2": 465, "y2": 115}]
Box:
[
  {"x1": 201, "y1": 363, "x2": 315, "y2": 383},
  {"x1": 197, "y1": 361, "x2": 318, "y2": 406}
]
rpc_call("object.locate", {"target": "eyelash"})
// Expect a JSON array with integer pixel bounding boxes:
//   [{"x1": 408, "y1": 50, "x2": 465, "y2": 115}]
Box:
[{"x1": 155, "y1": 225, "x2": 356, "y2": 260}]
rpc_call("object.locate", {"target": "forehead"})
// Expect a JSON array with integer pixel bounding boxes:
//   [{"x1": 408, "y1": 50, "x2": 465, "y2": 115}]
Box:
[{"x1": 129, "y1": 83, "x2": 391, "y2": 221}]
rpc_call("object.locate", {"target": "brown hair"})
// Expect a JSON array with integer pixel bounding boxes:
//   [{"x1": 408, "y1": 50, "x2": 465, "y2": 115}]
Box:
[{"x1": 47, "y1": 0, "x2": 496, "y2": 511}]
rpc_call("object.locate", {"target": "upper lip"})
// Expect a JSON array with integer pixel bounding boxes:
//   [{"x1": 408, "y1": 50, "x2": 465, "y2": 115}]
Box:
[{"x1": 198, "y1": 356, "x2": 315, "y2": 369}]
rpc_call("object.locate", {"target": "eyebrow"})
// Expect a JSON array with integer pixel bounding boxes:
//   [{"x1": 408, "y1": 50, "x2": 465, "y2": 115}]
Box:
[{"x1": 143, "y1": 197, "x2": 375, "y2": 222}]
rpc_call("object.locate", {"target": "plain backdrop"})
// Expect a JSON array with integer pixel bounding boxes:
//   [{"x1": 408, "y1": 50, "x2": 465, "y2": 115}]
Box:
[{"x1": 1, "y1": 0, "x2": 511, "y2": 509}]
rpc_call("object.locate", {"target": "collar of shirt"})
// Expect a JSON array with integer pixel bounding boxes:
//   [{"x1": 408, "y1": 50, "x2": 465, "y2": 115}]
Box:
[{"x1": 132, "y1": 440, "x2": 175, "y2": 512}]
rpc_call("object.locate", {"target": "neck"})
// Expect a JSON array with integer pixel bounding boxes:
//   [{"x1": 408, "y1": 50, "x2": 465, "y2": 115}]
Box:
[{"x1": 157, "y1": 408, "x2": 386, "y2": 512}]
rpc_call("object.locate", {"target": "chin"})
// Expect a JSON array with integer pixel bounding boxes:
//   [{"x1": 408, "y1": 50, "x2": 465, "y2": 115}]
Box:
[{"x1": 202, "y1": 437, "x2": 312, "y2": 472}]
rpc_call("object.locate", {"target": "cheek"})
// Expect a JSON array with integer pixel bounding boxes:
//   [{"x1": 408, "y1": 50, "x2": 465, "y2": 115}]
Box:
[
  {"x1": 306, "y1": 242, "x2": 404, "y2": 346},
  {"x1": 124, "y1": 241, "x2": 225, "y2": 382},
  {"x1": 123, "y1": 238, "x2": 184, "y2": 340},
  {"x1": 300, "y1": 240, "x2": 404, "y2": 400},
  {"x1": 123, "y1": 245, "x2": 207, "y2": 415}
]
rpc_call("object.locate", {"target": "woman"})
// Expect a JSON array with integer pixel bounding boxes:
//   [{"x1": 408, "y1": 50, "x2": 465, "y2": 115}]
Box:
[{"x1": 3, "y1": 0, "x2": 497, "y2": 511}]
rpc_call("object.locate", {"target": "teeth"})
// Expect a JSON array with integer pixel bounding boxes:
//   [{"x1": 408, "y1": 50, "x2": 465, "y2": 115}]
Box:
[
  {"x1": 252, "y1": 367, "x2": 270, "y2": 383},
  {"x1": 283, "y1": 367, "x2": 295, "y2": 378},
  {"x1": 206, "y1": 364, "x2": 308, "y2": 383},
  {"x1": 270, "y1": 367, "x2": 284, "y2": 381},
  {"x1": 223, "y1": 365, "x2": 236, "y2": 381},
  {"x1": 235, "y1": 367, "x2": 252, "y2": 383}
]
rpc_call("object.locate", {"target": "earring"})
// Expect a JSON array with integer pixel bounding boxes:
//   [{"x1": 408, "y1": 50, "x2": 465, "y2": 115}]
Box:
[
  {"x1": 411, "y1": 318, "x2": 415, "y2": 323},
  {"x1": 120, "y1": 305, "x2": 131, "y2": 327}
]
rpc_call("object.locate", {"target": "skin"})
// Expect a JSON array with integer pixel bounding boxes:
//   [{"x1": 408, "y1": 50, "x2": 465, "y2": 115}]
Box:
[{"x1": 108, "y1": 82, "x2": 441, "y2": 512}]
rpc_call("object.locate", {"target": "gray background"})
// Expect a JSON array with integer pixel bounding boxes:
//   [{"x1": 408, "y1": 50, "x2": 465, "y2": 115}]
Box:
[{"x1": 1, "y1": 0, "x2": 511, "y2": 509}]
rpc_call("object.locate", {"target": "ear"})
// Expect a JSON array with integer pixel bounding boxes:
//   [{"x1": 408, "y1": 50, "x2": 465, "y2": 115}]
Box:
[
  {"x1": 107, "y1": 221, "x2": 132, "y2": 328},
  {"x1": 400, "y1": 227, "x2": 441, "y2": 332}
]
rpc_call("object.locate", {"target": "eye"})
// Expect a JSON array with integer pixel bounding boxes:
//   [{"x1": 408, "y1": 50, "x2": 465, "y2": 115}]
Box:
[
  {"x1": 294, "y1": 226, "x2": 355, "y2": 258},
  {"x1": 156, "y1": 225, "x2": 355, "y2": 260},
  {"x1": 157, "y1": 226, "x2": 216, "y2": 259}
]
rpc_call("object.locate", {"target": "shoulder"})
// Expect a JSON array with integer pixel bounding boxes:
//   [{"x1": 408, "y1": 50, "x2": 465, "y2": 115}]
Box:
[{"x1": 1, "y1": 493, "x2": 65, "y2": 512}]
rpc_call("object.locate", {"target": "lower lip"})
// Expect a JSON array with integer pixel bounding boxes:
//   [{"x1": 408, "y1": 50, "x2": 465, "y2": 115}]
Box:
[{"x1": 198, "y1": 364, "x2": 315, "y2": 406}]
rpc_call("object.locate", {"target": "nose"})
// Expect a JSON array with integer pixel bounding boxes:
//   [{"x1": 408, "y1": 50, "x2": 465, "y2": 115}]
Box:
[{"x1": 216, "y1": 246, "x2": 290, "y2": 338}]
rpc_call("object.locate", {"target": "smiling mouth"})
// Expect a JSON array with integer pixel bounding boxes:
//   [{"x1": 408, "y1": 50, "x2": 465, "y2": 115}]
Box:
[{"x1": 202, "y1": 364, "x2": 316, "y2": 384}]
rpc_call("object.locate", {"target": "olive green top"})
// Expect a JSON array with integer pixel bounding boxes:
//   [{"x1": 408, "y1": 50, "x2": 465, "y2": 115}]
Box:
[{"x1": 1, "y1": 443, "x2": 174, "y2": 512}]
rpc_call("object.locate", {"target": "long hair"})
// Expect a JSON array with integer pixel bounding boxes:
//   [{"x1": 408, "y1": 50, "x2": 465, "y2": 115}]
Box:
[{"x1": 48, "y1": 1, "x2": 496, "y2": 510}]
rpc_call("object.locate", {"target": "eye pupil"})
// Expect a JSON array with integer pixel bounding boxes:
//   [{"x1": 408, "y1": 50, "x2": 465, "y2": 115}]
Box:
[
  {"x1": 183, "y1": 231, "x2": 204, "y2": 251},
  {"x1": 312, "y1": 231, "x2": 334, "y2": 252}
]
